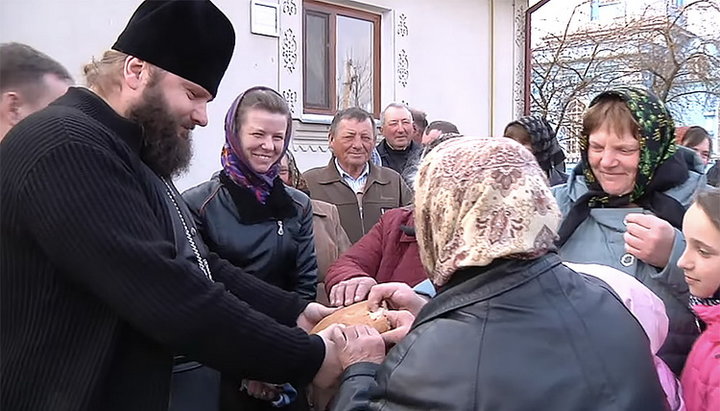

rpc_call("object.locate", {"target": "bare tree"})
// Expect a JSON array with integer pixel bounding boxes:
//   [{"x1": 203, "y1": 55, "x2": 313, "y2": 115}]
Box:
[
  {"x1": 531, "y1": 0, "x2": 720, "y2": 157},
  {"x1": 337, "y1": 49, "x2": 373, "y2": 111},
  {"x1": 629, "y1": 1, "x2": 720, "y2": 118}
]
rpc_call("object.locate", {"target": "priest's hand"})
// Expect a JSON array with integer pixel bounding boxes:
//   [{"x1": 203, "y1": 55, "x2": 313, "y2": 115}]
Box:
[
  {"x1": 242, "y1": 380, "x2": 282, "y2": 402},
  {"x1": 312, "y1": 324, "x2": 344, "y2": 388}
]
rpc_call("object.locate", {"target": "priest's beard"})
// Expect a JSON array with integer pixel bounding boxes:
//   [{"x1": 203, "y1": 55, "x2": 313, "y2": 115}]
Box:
[{"x1": 128, "y1": 83, "x2": 193, "y2": 178}]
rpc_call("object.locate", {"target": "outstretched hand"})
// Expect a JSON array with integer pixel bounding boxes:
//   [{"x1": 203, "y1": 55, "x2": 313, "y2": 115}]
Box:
[
  {"x1": 367, "y1": 282, "x2": 429, "y2": 317},
  {"x1": 312, "y1": 324, "x2": 344, "y2": 388},
  {"x1": 329, "y1": 277, "x2": 378, "y2": 307},
  {"x1": 380, "y1": 309, "x2": 415, "y2": 346},
  {"x1": 330, "y1": 325, "x2": 386, "y2": 369}
]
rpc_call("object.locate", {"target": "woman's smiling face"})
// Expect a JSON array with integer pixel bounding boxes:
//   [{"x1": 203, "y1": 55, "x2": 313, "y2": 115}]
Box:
[{"x1": 238, "y1": 108, "x2": 287, "y2": 174}]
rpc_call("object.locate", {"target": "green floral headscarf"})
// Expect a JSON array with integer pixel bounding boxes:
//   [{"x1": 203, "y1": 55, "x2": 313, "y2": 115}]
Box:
[
  {"x1": 579, "y1": 86, "x2": 677, "y2": 206},
  {"x1": 558, "y1": 86, "x2": 689, "y2": 246}
]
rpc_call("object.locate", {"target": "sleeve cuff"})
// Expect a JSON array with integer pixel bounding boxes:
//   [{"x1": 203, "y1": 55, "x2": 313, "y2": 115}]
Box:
[
  {"x1": 413, "y1": 279, "x2": 436, "y2": 298},
  {"x1": 341, "y1": 362, "x2": 380, "y2": 382}
]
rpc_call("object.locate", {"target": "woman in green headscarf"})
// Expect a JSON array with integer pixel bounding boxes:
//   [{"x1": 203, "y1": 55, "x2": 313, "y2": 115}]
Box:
[{"x1": 553, "y1": 86, "x2": 709, "y2": 375}]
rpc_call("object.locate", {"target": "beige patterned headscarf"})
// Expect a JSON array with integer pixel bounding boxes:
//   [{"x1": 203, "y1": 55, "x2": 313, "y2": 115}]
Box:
[{"x1": 414, "y1": 137, "x2": 562, "y2": 287}]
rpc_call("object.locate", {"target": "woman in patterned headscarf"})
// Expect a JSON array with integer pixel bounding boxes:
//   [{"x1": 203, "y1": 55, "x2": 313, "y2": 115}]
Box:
[
  {"x1": 553, "y1": 86, "x2": 709, "y2": 375},
  {"x1": 504, "y1": 115, "x2": 568, "y2": 186},
  {"x1": 327, "y1": 137, "x2": 667, "y2": 410}
]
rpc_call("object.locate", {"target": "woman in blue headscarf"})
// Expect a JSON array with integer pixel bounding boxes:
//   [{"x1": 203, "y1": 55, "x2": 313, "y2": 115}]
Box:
[{"x1": 183, "y1": 86, "x2": 317, "y2": 411}]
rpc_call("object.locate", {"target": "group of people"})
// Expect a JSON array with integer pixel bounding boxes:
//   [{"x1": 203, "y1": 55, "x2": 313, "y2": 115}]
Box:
[{"x1": 1, "y1": 1, "x2": 719, "y2": 411}]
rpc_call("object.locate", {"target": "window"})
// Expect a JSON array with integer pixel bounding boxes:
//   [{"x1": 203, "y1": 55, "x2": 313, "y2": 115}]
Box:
[
  {"x1": 564, "y1": 98, "x2": 587, "y2": 163},
  {"x1": 303, "y1": 0, "x2": 381, "y2": 116},
  {"x1": 590, "y1": 0, "x2": 599, "y2": 21}
]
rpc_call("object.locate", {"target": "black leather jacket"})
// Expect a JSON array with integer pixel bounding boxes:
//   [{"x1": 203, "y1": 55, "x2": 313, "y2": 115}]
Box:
[
  {"x1": 183, "y1": 172, "x2": 318, "y2": 301},
  {"x1": 332, "y1": 254, "x2": 667, "y2": 411}
]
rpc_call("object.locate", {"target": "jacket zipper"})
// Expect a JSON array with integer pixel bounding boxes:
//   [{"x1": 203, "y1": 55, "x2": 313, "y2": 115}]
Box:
[
  {"x1": 277, "y1": 220, "x2": 284, "y2": 235},
  {"x1": 358, "y1": 202, "x2": 365, "y2": 234}
]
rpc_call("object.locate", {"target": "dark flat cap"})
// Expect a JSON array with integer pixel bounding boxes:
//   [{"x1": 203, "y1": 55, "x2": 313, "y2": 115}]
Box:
[{"x1": 112, "y1": 0, "x2": 235, "y2": 97}]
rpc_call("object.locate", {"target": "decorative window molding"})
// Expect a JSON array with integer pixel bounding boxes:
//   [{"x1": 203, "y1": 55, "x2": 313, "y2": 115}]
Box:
[
  {"x1": 393, "y1": 10, "x2": 410, "y2": 105},
  {"x1": 283, "y1": 89, "x2": 299, "y2": 114},
  {"x1": 282, "y1": 28, "x2": 298, "y2": 73},
  {"x1": 292, "y1": 143, "x2": 331, "y2": 153},
  {"x1": 282, "y1": 0, "x2": 298, "y2": 15},
  {"x1": 397, "y1": 49, "x2": 409, "y2": 88},
  {"x1": 279, "y1": 0, "x2": 302, "y2": 119},
  {"x1": 396, "y1": 13, "x2": 408, "y2": 37}
]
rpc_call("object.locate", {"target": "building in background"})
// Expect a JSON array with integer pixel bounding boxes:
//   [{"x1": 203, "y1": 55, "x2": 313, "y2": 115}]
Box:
[
  {"x1": 1, "y1": 0, "x2": 529, "y2": 190},
  {"x1": 529, "y1": 0, "x2": 719, "y2": 164}
]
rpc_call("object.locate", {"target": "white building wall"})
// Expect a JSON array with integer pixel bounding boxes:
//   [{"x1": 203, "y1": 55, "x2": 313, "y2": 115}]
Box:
[{"x1": 0, "y1": 0, "x2": 523, "y2": 190}]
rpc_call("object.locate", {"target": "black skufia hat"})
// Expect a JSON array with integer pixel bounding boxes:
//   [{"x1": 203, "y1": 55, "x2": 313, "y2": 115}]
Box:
[{"x1": 112, "y1": 0, "x2": 235, "y2": 97}]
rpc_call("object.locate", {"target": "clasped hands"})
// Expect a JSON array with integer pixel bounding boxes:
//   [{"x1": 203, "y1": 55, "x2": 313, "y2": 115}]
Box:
[{"x1": 300, "y1": 281, "x2": 428, "y2": 388}]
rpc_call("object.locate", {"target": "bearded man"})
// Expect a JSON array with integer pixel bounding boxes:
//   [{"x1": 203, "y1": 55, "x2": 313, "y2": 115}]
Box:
[{"x1": 0, "y1": 1, "x2": 343, "y2": 410}]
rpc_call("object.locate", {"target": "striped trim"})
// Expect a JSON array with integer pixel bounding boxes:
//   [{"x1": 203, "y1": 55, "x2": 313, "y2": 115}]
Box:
[{"x1": 689, "y1": 295, "x2": 720, "y2": 307}]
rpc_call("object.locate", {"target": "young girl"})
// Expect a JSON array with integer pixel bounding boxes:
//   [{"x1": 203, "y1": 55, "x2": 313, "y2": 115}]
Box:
[{"x1": 678, "y1": 187, "x2": 720, "y2": 411}]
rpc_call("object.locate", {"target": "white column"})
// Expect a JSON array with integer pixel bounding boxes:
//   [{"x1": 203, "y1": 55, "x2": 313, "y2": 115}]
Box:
[{"x1": 490, "y1": 0, "x2": 528, "y2": 137}]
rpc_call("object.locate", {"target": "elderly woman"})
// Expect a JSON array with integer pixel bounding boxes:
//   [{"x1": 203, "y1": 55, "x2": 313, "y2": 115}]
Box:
[
  {"x1": 327, "y1": 137, "x2": 667, "y2": 410},
  {"x1": 553, "y1": 87, "x2": 707, "y2": 374},
  {"x1": 324, "y1": 134, "x2": 463, "y2": 307}
]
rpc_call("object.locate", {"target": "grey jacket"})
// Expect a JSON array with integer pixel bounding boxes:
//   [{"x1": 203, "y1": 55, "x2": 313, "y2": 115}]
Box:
[
  {"x1": 552, "y1": 152, "x2": 707, "y2": 374},
  {"x1": 183, "y1": 173, "x2": 318, "y2": 301},
  {"x1": 331, "y1": 255, "x2": 666, "y2": 410}
]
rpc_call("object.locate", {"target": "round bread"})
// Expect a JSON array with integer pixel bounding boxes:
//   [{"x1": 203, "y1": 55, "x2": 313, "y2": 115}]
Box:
[{"x1": 310, "y1": 301, "x2": 391, "y2": 334}]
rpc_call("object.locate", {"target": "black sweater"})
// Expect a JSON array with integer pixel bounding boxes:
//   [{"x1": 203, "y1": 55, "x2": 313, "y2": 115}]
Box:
[{"x1": 0, "y1": 88, "x2": 324, "y2": 411}]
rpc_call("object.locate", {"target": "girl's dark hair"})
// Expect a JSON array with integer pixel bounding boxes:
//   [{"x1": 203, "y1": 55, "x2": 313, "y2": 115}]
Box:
[
  {"x1": 681, "y1": 126, "x2": 712, "y2": 152},
  {"x1": 694, "y1": 187, "x2": 720, "y2": 232}
]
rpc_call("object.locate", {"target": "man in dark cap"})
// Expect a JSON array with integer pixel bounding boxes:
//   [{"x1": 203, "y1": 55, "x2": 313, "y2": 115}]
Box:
[{"x1": 0, "y1": 1, "x2": 346, "y2": 410}]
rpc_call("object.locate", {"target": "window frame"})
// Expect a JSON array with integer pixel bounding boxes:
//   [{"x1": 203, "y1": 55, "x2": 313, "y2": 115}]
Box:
[{"x1": 302, "y1": 0, "x2": 381, "y2": 117}]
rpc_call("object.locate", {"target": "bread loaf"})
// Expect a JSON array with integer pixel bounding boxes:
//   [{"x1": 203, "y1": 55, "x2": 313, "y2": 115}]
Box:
[{"x1": 310, "y1": 301, "x2": 391, "y2": 334}]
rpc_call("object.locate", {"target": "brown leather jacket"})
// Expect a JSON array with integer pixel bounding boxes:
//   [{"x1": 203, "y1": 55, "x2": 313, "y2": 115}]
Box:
[
  {"x1": 303, "y1": 159, "x2": 413, "y2": 244},
  {"x1": 310, "y1": 199, "x2": 351, "y2": 304}
]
